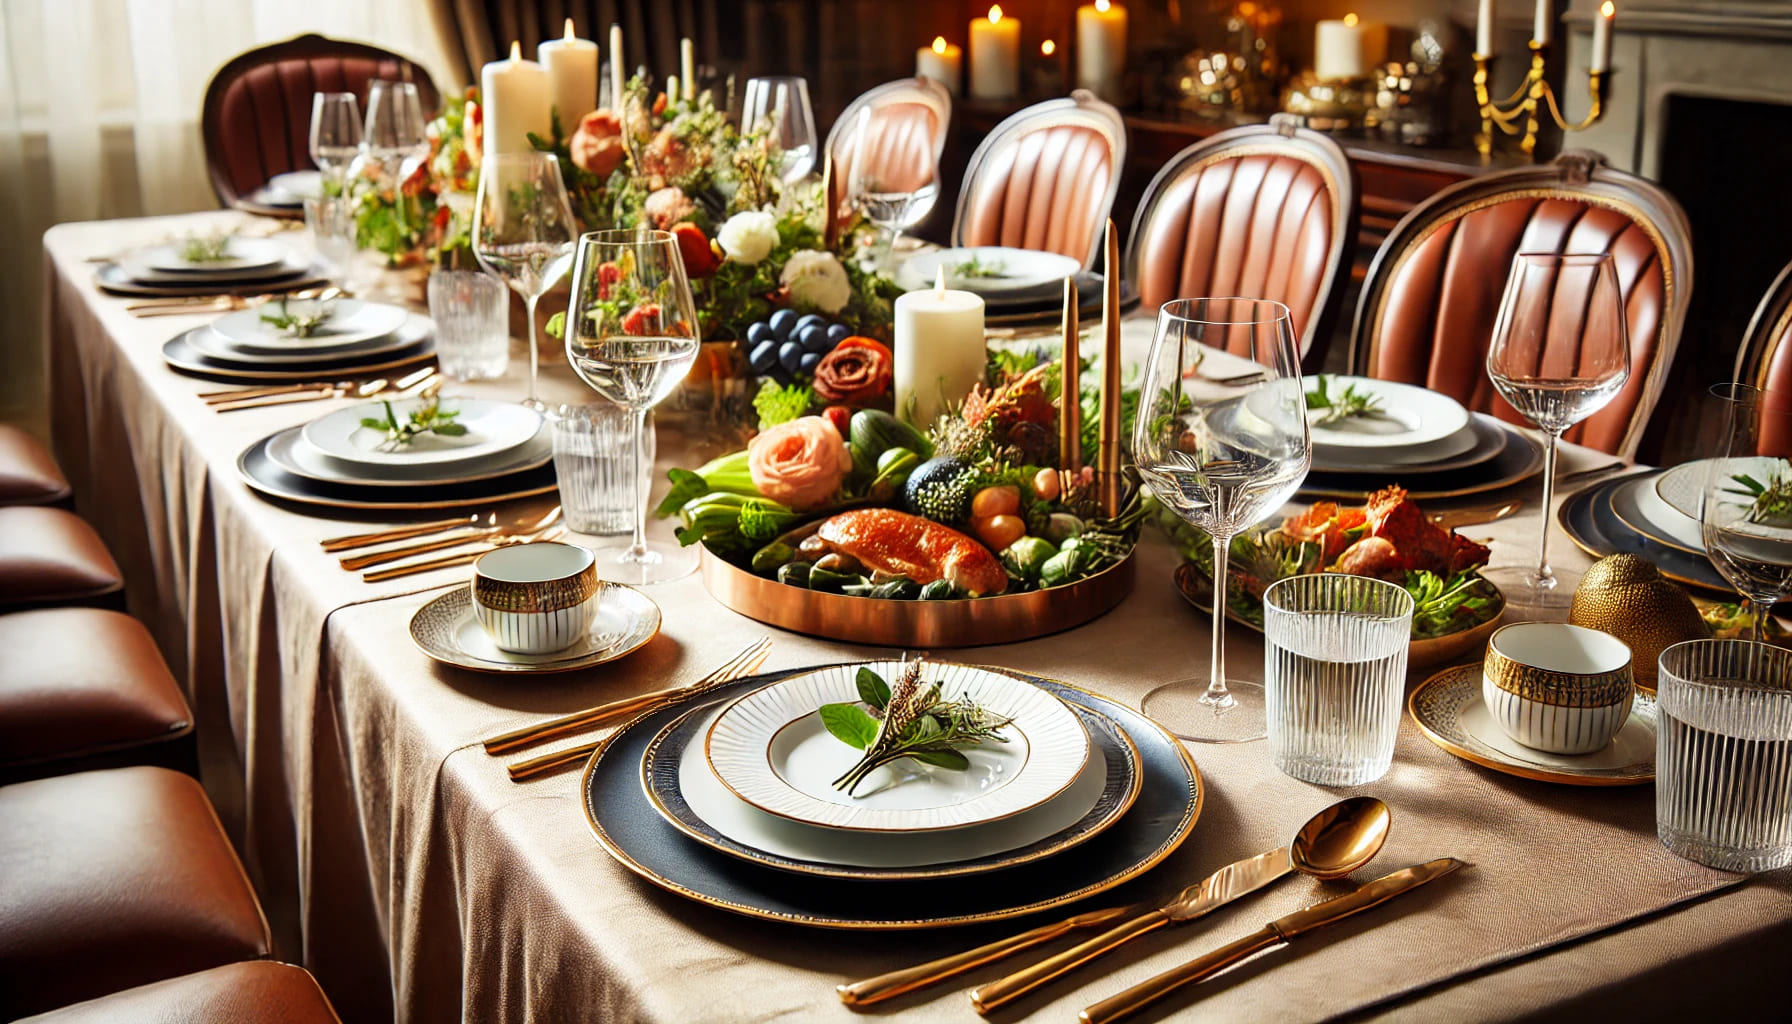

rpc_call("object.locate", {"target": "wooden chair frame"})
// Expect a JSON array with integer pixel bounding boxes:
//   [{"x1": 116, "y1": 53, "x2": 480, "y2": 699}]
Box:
[{"x1": 1735, "y1": 259, "x2": 1792, "y2": 390}]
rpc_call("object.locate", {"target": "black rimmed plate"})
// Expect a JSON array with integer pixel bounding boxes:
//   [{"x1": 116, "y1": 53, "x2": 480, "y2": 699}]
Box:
[
  {"x1": 581, "y1": 665, "x2": 1202, "y2": 930},
  {"x1": 163, "y1": 326, "x2": 436, "y2": 382},
  {"x1": 96, "y1": 260, "x2": 328, "y2": 297},
  {"x1": 1559, "y1": 471, "x2": 1731, "y2": 595},
  {"x1": 983, "y1": 272, "x2": 1141, "y2": 328},
  {"x1": 238, "y1": 431, "x2": 556, "y2": 511},
  {"x1": 1299, "y1": 414, "x2": 1545, "y2": 501}
]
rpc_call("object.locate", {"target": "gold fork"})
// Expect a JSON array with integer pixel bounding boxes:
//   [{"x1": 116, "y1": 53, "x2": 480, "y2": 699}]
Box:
[
  {"x1": 360, "y1": 527, "x2": 565, "y2": 583},
  {"x1": 338, "y1": 507, "x2": 562, "y2": 572}
]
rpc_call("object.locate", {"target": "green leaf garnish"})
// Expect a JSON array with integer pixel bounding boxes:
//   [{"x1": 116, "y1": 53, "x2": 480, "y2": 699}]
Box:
[
  {"x1": 259, "y1": 297, "x2": 337, "y2": 338},
  {"x1": 826, "y1": 662, "x2": 1012, "y2": 796},
  {"x1": 819, "y1": 702, "x2": 879, "y2": 750},
  {"x1": 178, "y1": 232, "x2": 234, "y2": 263},
  {"x1": 753, "y1": 381, "x2": 815, "y2": 428},
  {"x1": 1304, "y1": 375, "x2": 1385, "y2": 425},
  {"x1": 356, "y1": 394, "x2": 466, "y2": 451},
  {"x1": 855, "y1": 667, "x2": 891, "y2": 710},
  {"x1": 949, "y1": 253, "x2": 1006, "y2": 279}
]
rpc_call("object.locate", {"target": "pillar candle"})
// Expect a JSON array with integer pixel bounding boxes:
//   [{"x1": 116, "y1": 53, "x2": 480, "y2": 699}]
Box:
[
  {"x1": 481, "y1": 41, "x2": 553, "y2": 156},
  {"x1": 1075, "y1": 0, "x2": 1127, "y2": 102},
  {"x1": 538, "y1": 19, "x2": 598, "y2": 135},
  {"x1": 1314, "y1": 14, "x2": 1383, "y2": 81},
  {"x1": 895, "y1": 268, "x2": 987, "y2": 428},
  {"x1": 1534, "y1": 0, "x2": 1552, "y2": 44},
  {"x1": 916, "y1": 36, "x2": 963, "y2": 95},
  {"x1": 1592, "y1": 2, "x2": 1614, "y2": 72},
  {"x1": 969, "y1": 5, "x2": 1021, "y2": 102},
  {"x1": 609, "y1": 24, "x2": 626, "y2": 108},
  {"x1": 680, "y1": 38, "x2": 695, "y2": 99},
  {"x1": 1476, "y1": 0, "x2": 1494, "y2": 55}
]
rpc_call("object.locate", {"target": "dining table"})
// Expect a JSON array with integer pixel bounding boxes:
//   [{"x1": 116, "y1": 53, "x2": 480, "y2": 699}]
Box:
[{"x1": 40, "y1": 209, "x2": 1792, "y2": 1023}]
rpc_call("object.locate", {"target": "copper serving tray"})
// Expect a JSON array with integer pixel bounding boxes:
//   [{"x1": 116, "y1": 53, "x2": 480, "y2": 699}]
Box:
[{"x1": 699, "y1": 545, "x2": 1136, "y2": 647}]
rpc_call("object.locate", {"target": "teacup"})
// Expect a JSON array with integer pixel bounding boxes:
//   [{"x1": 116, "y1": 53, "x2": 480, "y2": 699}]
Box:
[
  {"x1": 1483, "y1": 622, "x2": 1634, "y2": 754},
  {"x1": 472, "y1": 542, "x2": 600, "y2": 654}
]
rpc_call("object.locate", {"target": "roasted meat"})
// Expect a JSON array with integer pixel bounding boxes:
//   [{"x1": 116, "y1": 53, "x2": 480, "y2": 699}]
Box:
[{"x1": 815, "y1": 509, "x2": 1009, "y2": 596}]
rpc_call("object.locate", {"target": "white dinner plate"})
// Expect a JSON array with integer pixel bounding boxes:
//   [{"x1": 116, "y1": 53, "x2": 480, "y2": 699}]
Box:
[
  {"x1": 1610, "y1": 472, "x2": 1705, "y2": 554},
  {"x1": 303, "y1": 397, "x2": 545, "y2": 470},
  {"x1": 704, "y1": 662, "x2": 1090, "y2": 834},
  {"x1": 187, "y1": 312, "x2": 428, "y2": 364},
  {"x1": 212, "y1": 299, "x2": 410, "y2": 353},
  {"x1": 267, "y1": 170, "x2": 325, "y2": 202},
  {"x1": 118, "y1": 249, "x2": 308, "y2": 285},
  {"x1": 1301, "y1": 376, "x2": 1471, "y2": 450},
  {"x1": 898, "y1": 247, "x2": 1082, "y2": 296},
  {"x1": 137, "y1": 236, "x2": 288, "y2": 273},
  {"x1": 263, "y1": 423, "x2": 552, "y2": 487},
  {"x1": 1311, "y1": 420, "x2": 1481, "y2": 472}
]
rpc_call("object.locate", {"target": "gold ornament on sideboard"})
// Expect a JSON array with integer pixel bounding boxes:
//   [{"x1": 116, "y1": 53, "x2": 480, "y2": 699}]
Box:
[{"x1": 1473, "y1": 1, "x2": 1615, "y2": 159}]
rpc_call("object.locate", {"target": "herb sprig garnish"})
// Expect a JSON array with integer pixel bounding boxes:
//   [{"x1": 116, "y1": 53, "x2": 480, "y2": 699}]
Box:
[
  {"x1": 358, "y1": 395, "x2": 466, "y2": 451},
  {"x1": 950, "y1": 253, "x2": 1007, "y2": 279},
  {"x1": 1727, "y1": 468, "x2": 1792, "y2": 526},
  {"x1": 260, "y1": 298, "x2": 338, "y2": 338},
  {"x1": 1304, "y1": 375, "x2": 1386, "y2": 425},
  {"x1": 177, "y1": 232, "x2": 235, "y2": 263},
  {"x1": 820, "y1": 661, "x2": 1013, "y2": 796}
]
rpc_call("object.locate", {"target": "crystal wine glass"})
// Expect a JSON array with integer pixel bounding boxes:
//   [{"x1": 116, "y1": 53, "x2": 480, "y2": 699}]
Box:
[
  {"x1": 564, "y1": 230, "x2": 702, "y2": 585},
  {"x1": 1484, "y1": 252, "x2": 1631, "y2": 611},
  {"x1": 741, "y1": 76, "x2": 817, "y2": 182},
  {"x1": 473, "y1": 152, "x2": 579, "y2": 411},
  {"x1": 1700, "y1": 384, "x2": 1792, "y2": 641},
  {"x1": 363, "y1": 79, "x2": 428, "y2": 180},
  {"x1": 1133, "y1": 298, "x2": 1311, "y2": 742},
  {"x1": 309, "y1": 92, "x2": 362, "y2": 187},
  {"x1": 846, "y1": 106, "x2": 939, "y2": 268}
]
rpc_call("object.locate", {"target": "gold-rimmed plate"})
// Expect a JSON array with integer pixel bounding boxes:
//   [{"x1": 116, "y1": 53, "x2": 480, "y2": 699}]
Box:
[
  {"x1": 1298, "y1": 413, "x2": 1545, "y2": 501},
  {"x1": 237, "y1": 431, "x2": 557, "y2": 511},
  {"x1": 1559, "y1": 472, "x2": 1731, "y2": 595},
  {"x1": 164, "y1": 327, "x2": 436, "y2": 383},
  {"x1": 580, "y1": 664, "x2": 1203, "y2": 930},
  {"x1": 409, "y1": 585, "x2": 659, "y2": 674},
  {"x1": 1409, "y1": 663, "x2": 1657, "y2": 786}
]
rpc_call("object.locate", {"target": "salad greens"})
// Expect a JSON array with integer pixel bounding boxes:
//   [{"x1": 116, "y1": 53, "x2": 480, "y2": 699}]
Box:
[{"x1": 1305, "y1": 375, "x2": 1386, "y2": 426}]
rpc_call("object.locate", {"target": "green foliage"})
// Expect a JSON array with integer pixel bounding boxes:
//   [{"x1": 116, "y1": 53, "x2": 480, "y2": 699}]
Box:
[
  {"x1": 357, "y1": 397, "x2": 465, "y2": 451},
  {"x1": 824, "y1": 663, "x2": 1013, "y2": 796},
  {"x1": 753, "y1": 381, "x2": 816, "y2": 428},
  {"x1": 1305, "y1": 375, "x2": 1386, "y2": 425},
  {"x1": 820, "y1": 702, "x2": 880, "y2": 750}
]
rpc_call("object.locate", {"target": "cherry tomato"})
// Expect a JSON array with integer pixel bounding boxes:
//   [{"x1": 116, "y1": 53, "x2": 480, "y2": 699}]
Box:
[
  {"x1": 1032, "y1": 468, "x2": 1061, "y2": 502},
  {"x1": 976, "y1": 514, "x2": 1027, "y2": 551},
  {"x1": 970, "y1": 485, "x2": 1021, "y2": 519}
]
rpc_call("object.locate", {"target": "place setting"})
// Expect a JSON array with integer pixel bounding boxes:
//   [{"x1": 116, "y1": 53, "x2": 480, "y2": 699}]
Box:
[
  {"x1": 163, "y1": 294, "x2": 438, "y2": 383},
  {"x1": 94, "y1": 227, "x2": 328, "y2": 299}
]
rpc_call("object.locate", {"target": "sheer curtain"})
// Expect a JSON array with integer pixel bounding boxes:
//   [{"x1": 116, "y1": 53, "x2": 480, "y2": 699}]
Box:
[{"x1": 0, "y1": 0, "x2": 461, "y2": 422}]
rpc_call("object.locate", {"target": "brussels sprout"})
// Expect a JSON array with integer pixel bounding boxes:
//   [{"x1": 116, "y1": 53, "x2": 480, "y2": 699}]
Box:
[
  {"x1": 1044, "y1": 513, "x2": 1085, "y2": 545},
  {"x1": 919, "y1": 579, "x2": 958, "y2": 601},
  {"x1": 777, "y1": 562, "x2": 812, "y2": 587},
  {"x1": 807, "y1": 567, "x2": 863, "y2": 593},
  {"x1": 871, "y1": 577, "x2": 921, "y2": 600},
  {"x1": 1001, "y1": 536, "x2": 1058, "y2": 582},
  {"x1": 1039, "y1": 549, "x2": 1078, "y2": 588},
  {"x1": 751, "y1": 541, "x2": 795, "y2": 574}
]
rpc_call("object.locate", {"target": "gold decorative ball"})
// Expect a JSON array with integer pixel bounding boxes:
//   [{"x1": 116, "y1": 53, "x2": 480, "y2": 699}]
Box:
[{"x1": 1570, "y1": 554, "x2": 1711, "y2": 690}]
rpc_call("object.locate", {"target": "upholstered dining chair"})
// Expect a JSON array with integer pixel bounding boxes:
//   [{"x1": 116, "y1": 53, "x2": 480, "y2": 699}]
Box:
[
  {"x1": 952, "y1": 90, "x2": 1126, "y2": 270},
  {"x1": 200, "y1": 34, "x2": 440, "y2": 209},
  {"x1": 1125, "y1": 118, "x2": 1357, "y2": 370},
  {"x1": 1349, "y1": 150, "x2": 1693, "y2": 459},
  {"x1": 825, "y1": 77, "x2": 952, "y2": 225},
  {"x1": 1732, "y1": 258, "x2": 1792, "y2": 454}
]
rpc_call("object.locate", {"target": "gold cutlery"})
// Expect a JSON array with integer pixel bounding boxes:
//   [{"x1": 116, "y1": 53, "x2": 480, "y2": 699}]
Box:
[
  {"x1": 321, "y1": 515, "x2": 481, "y2": 553},
  {"x1": 1557, "y1": 460, "x2": 1630, "y2": 486},
  {"x1": 338, "y1": 507, "x2": 562, "y2": 572},
  {"x1": 502, "y1": 639, "x2": 775, "y2": 782},
  {"x1": 970, "y1": 797, "x2": 1390, "y2": 1015},
  {"x1": 1430, "y1": 499, "x2": 1524, "y2": 530},
  {"x1": 211, "y1": 377, "x2": 390, "y2": 412},
  {"x1": 1078, "y1": 858, "x2": 1467, "y2": 1024},
  {"x1": 361, "y1": 527, "x2": 565, "y2": 583},
  {"x1": 484, "y1": 636, "x2": 774, "y2": 755},
  {"x1": 126, "y1": 285, "x2": 340, "y2": 316},
  {"x1": 200, "y1": 365, "x2": 435, "y2": 406}
]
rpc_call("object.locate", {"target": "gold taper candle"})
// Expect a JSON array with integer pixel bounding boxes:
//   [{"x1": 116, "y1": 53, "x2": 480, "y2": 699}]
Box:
[
  {"x1": 1097, "y1": 220, "x2": 1122, "y2": 515},
  {"x1": 821, "y1": 154, "x2": 837, "y2": 251},
  {"x1": 1059, "y1": 275, "x2": 1082, "y2": 472}
]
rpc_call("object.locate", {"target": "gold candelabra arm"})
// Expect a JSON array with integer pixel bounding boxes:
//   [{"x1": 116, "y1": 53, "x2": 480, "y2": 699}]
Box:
[
  {"x1": 1473, "y1": 41, "x2": 1608, "y2": 160},
  {"x1": 1542, "y1": 69, "x2": 1607, "y2": 132}
]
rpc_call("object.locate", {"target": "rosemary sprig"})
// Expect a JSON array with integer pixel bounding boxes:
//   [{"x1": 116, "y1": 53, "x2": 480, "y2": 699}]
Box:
[
  {"x1": 950, "y1": 253, "x2": 1007, "y2": 279},
  {"x1": 178, "y1": 232, "x2": 235, "y2": 263},
  {"x1": 260, "y1": 297, "x2": 338, "y2": 338},
  {"x1": 820, "y1": 662, "x2": 1012, "y2": 796},
  {"x1": 357, "y1": 395, "x2": 466, "y2": 451},
  {"x1": 1726, "y1": 469, "x2": 1792, "y2": 526},
  {"x1": 1304, "y1": 374, "x2": 1386, "y2": 425}
]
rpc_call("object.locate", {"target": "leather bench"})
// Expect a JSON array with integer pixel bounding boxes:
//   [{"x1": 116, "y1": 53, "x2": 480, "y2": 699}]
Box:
[
  {"x1": 0, "y1": 506, "x2": 125, "y2": 611},
  {"x1": 16, "y1": 961, "x2": 341, "y2": 1023},
  {"x1": 0, "y1": 425, "x2": 70, "y2": 506}
]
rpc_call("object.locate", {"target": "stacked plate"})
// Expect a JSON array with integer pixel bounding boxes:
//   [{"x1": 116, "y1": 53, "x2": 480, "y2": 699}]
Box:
[
  {"x1": 164, "y1": 298, "x2": 437, "y2": 382},
  {"x1": 1300, "y1": 376, "x2": 1546, "y2": 500},
  {"x1": 582, "y1": 661, "x2": 1205, "y2": 929},
  {"x1": 1558, "y1": 463, "x2": 1731, "y2": 593},
  {"x1": 239, "y1": 396, "x2": 556, "y2": 511},
  {"x1": 897, "y1": 246, "x2": 1139, "y2": 328},
  {"x1": 97, "y1": 235, "x2": 327, "y2": 298}
]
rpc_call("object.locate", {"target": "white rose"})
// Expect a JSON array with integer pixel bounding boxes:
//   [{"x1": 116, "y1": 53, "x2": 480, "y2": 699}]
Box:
[
  {"x1": 716, "y1": 210, "x2": 779, "y2": 265},
  {"x1": 780, "y1": 249, "x2": 852, "y2": 314}
]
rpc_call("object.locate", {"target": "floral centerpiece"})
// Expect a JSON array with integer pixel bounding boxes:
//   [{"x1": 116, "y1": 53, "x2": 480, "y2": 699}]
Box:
[{"x1": 350, "y1": 87, "x2": 481, "y2": 267}]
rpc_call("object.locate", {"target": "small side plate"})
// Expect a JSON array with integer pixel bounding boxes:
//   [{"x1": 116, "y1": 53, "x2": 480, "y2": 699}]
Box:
[{"x1": 409, "y1": 585, "x2": 659, "y2": 674}]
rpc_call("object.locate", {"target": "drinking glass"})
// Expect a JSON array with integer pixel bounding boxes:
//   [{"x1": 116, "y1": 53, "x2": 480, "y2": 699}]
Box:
[
  {"x1": 1133, "y1": 298, "x2": 1311, "y2": 742},
  {"x1": 564, "y1": 230, "x2": 702, "y2": 584},
  {"x1": 1484, "y1": 251, "x2": 1630, "y2": 609},
  {"x1": 1656, "y1": 639, "x2": 1792, "y2": 873},
  {"x1": 1264, "y1": 574, "x2": 1414, "y2": 785},
  {"x1": 1699, "y1": 383, "x2": 1792, "y2": 641},
  {"x1": 309, "y1": 92, "x2": 362, "y2": 186},
  {"x1": 363, "y1": 79, "x2": 428, "y2": 177},
  {"x1": 304, "y1": 196, "x2": 357, "y2": 283},
  {"x1": 741, "y1": 76, "x2": 817, "y2": 182},
  {"x1": 846, "y1": 106, "x2": 939, "y2": 266},
  {"x1": 473, "y1": 152, "x2": 579, "y2": 410},
  {"x1": 553, "y1": 404, "x2": 655, "y2": 535},
  {"x1": 427, "y1": 270, "x2": 509, "y2": 380}
]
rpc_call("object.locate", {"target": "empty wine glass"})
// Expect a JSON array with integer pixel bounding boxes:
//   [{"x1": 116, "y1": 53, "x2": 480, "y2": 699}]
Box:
[
  {"x1": 363, "y1": 79, "x2": 428, "y2": 179},
  {"x1": 1700, "y1": 384, "x2": 1792, "y2": 642},
  {"x1": 309, "y1": 92, "x2": 362, "y2": 187},
  {"x1": 846, "y1": 106, "x2": 940, "y2": 267},
  {"x1": 1484, "y1": 252, "x2": 1631, "y2": 611},
  {"x1": 741, "y1": 76, "x2": 817, "y2": 182},
  {"x1": 1133, "y1": 298, "x2": 1311, "y2": 743},
  {"x1": 564, "y1": 230, "x2": 703, "y2": 585},
  {"x1": 472, "y1": 152, "x2": 578, "y2": 410}
]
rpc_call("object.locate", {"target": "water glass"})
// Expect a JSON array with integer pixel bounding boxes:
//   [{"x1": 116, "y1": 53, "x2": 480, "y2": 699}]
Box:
[
  {"x1": 1264, "y1": 574, "x2": 1415, "y2": 785},
  {"x1": 305, "y1": 196, "x2": 357, "y2": 277},
  {"x1": 1656, "y1": 639, "x2": 1792, "y2": 872},
  {"x1": 553, "y1": 404, "x2": 655, "y2": 535},
  {"x1": 427, "y1": 271, "x2": 509, "y2": 381}
]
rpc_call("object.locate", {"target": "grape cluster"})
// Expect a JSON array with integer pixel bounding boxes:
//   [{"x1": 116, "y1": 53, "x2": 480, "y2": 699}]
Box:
[{"x1": 745, "y1": 309, "x2": 851, "y2": 384}]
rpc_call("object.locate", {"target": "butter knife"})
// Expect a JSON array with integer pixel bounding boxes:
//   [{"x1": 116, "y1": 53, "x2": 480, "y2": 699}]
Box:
[{"x1": 1079, "y1": 857, "x2": 1467, "y2": 1024}]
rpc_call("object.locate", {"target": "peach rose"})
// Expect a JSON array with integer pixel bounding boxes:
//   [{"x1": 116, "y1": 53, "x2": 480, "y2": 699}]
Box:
[
  {"x1": 570, "y1": 109, "x2": 626, "y2": 179},
  {"x1": 747, "y1": 416, "x2": 852, "y2": 511},
  {"x1": 642, "y1": 186, "x2": 696, "y2": 231}
]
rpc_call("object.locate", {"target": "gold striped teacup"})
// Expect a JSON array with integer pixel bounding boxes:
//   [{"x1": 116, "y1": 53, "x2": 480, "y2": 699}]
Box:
[
  {"x1": 472, "y1": 542, "x2": 600, "y2": 654},
  {"x1": 1483, "y1": 622, "x2": 1634, "y2": 755}
]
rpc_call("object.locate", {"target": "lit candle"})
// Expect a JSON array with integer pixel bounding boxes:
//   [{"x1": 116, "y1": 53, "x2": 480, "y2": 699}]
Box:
[
  {"x1": 1591, "y1": 2, "x2": 1614, "y2": 72},
  {"x1": 538, "y1": 19, "x2": 598, "y2": 136},
  {"x1": 480, "y1": 41, "x2": 553, "y2": 156},
  {"x1": 1314, "y1": 13, "x2": 1383, "y2": 81},
  {"x1": 1534, "y1": 0, "x2": 1552, "y2": 45},
  {"x1": 1075, "y1": 0, "x2": 1127, "y2": 102},
  {"x1": 680, "y1": 37, "x2": 696, "y2": 99},
  {"x1": 894, "y1": 268, "x2": 987, "y2": 429},
  {"x1": 969, "y1": 5, "x2": 1021, "y2": 102},
  {"x1": 1476, "y1": 0, "x2": 1494, "y2": 55},
  {"x1": 609, "y1": 23, "x2": 626, "y2": 108},
  {"x1": 916, "y1": 36, "x2": 963, "y2": 95}
]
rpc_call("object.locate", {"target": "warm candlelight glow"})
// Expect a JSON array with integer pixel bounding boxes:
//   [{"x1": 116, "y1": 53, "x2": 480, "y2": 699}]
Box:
[
  {"x1": 1095, "y1": 0, "x2": 1110, "y2": 11},
  {"x1": 932, "y1": 36, "x2": 948, "y2": 54},
  {"x1": 563, "y1": 18, "x2": 575, "y2": 40},
  {"x1": 1601, "y1": 1, "x2": 1614, "y2": 17},
  {"x1": 509, "y1": 39, "x2": 521, "y2": 61},
  {"x1": 1041, "y1": 39, "x2": 1056, "y2": 55},
  {"x1": 988, "y1": 5, "x2": 1003, "y2": 24},
  {"x1": 1343, "y1": 12, "x2": 1358, "y2": 26},
  {"x1": 934, "y1": 266, "x2": 947, "y2": 296}
]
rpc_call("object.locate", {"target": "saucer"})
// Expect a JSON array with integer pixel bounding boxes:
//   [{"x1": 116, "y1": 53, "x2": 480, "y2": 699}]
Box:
[{"x1": 409, "y1": 584, "x2": 659, "y2": 674}]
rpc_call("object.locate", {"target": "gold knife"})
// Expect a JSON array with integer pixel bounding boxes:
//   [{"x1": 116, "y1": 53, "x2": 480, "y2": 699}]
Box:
[{"x1": 1079, "y1": 858, "x2": 1467, "y2": 1024}]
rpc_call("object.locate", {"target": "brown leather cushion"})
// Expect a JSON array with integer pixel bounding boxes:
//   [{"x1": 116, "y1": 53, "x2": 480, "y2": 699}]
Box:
[
  {"x1": 1757, "y1": 309, "x2": 1792, "y2": 455},
  {"x1": 0, "y1": 609, "x2": 191, "y2": 768},
  {"x1": 960, "y1": 122, "x2": 1113, "y2": 263},
  {"x1": 16, "y1": 961, "x2": 339, "y2": 1024},
  {"x1": 0, "y1": 767, "x2": 270, "y2": 1017},
  {"x1": 1362, "y1": 196, "x2": 1666, "y2": 454},
  {"x1": 834, "y1": 101, "x2": 940, "y2": 196},
  {"x1": 0, "y1": 506, "x2": 124, "y2": 607},
  {"x1": 0, "y1": 425, "x2": 70, "y2": 506}
]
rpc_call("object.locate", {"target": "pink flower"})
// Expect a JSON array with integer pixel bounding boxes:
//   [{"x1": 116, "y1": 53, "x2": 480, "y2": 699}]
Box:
[
  {"x1": 747, "y1": 416, "x2": 852, "y2": 511},
  {"x1": 642, "y1": 186, "x2": 696, "y2": 231},
  {"x1": 640, "y1": 126, "x2": 695, "y2": 185},
  {"x1": 570, "y1": 109, "x2": 626, "y2": 179}
]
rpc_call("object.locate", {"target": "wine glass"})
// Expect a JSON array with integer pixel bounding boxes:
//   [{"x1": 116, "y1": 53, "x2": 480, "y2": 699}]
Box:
[
  {"x1": 1133, "y1": 298, "x2": 1311, "y2": 743},
  {"x1": 1700, "y1": 384, "x2": 1792, "y2": 641},
  {"x1": 472, "y1": 152, "x2": 578, "y2": 411},
  {"x1": 741, "y1": 76, "x2": 817, "y2": 182},
  {"x1": 309, "y1": 92, "x2": 362, "y2": 187},
  {"x1": 363, "y1": 79, "x2": 428, "y2": 179},
  {"x1": 846, "y1": 106, "x2": 939, "y2": 267},
  {"x1": 564, "y1": 230, "x2": 703, "y2": 585},
  {"x1": 1484, "y1": 252, "x2": 1631, "y2": 611}
]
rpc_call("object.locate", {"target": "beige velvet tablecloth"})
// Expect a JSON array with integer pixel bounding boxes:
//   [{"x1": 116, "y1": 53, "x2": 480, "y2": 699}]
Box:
[{"x1": 42, "y1": 213, "x2": 1792, "y2": 1023}]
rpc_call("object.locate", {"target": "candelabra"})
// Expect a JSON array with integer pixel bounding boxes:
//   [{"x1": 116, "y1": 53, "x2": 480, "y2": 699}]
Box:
[{"x1": 1472, "y1": 41, "x2": 1606, "y2": 159}]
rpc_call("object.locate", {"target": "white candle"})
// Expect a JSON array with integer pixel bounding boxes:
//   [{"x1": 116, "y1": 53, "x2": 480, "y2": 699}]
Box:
[
  {"x1": 916, "y1": 36, "x2": 963, "y2": 95},
  {"x1": 1476, "y1": 0, "x2": 1495, "y2": 55},
  {"x1": 1534, "y1": 0, "x2": 1552, "y2": 45},
  {"x1": 609, "y1": 24, "x2": 626, "y2": 108},
  {"x1": 666, "y1": 76, "x2": 680, "y2": 104},
  {"x1": 480, "y1": 41, "x2": 553, "y2": 156},
  {"x1": 680, "y1": 37, "x2": 696, "y2": 100},
  {"x1": 538, "y1": 19, "x2": 598, "y2": 135},
  {"x1": 1315, "y1": 14, "x2": 1382, "y2": 81},
  {"x1": 1591, "y1": 1, "x2": 1614, "y2": 72},
  {"x1": 895, "y1": 268, "x2": 987, "y2": 428},
  {"x1": 1075, "y1": 1, "x2": 1127, "y2": 102},
  {"x1": 969, "y1": 5, "x2": 1021, "y2": 102}
]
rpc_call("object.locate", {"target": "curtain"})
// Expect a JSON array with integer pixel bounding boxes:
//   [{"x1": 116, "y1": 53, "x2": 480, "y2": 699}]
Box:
[{"x1": 0, "y1": 0, "x2": 462, "y2": 424}]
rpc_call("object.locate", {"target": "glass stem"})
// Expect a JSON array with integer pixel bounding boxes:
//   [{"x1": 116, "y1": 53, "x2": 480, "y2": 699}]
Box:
[
  {"x1": 1537, "y1": 432, "x2": 1561, "y2": 585},
  {"x1": 1755, "y1": 599, "x2": 1772, "y2": 645},
  {"x1": 1208, "y1": 534, "x2": 1232, "y2": 703},
  {"x1": 523, "y1": 292, "x2": 541, "y2": 405},
  {"x1": 630, "y1": 407, "x2": 650, "y2": 559}
]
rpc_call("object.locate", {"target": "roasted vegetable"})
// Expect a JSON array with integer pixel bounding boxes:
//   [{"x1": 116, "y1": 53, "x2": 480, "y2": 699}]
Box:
[
  {"x1": 871, "y1": 577, "x2": 922, "y2": 600},
  {"x1": 919, "y1": 579, "x2": 958, "y2": 600},
  {"x1": 850, "y1": 409, "x2": 932, "y2": 463},
  {"x1": 673, "y1": 493, "x2": 800, "y2": 553},
  {"x1": 807, "y1": 566, "x2": 863, "y2": 593},
  {"x1": 751, "y1": 541, "x2": 795, "y2": 574},
  {"x1": 1001, "y1": 536, "x2": 1057, "y2": 582},
  {"x1": 777, "y1": 562, "x2": 813, "y2": 587}
]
